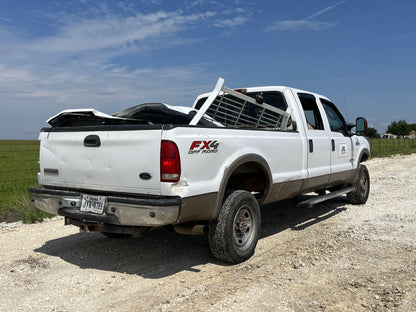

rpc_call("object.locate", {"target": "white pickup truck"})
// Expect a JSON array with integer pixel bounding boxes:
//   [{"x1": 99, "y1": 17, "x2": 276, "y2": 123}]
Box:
[{"x1": 29, "y1": 78, "x2": 370, "y2": 263}]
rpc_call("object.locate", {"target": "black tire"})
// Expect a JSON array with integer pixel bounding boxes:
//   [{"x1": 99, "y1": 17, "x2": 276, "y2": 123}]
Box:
[
  {"x1": 347, "y1": 164, "x2": 370, "y2": 205},
  {"x1": 208, "y1": 190, "x2": 261, "y2": 263}
]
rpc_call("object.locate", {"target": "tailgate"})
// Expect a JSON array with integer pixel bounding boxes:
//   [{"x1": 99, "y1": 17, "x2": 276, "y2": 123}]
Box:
[{"x1": 38, "y1": 129, "x2": 162, "y2": 195}]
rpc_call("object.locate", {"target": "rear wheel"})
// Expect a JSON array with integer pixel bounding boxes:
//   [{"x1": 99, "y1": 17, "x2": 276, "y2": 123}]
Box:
[
  {"x1": 347, "y1": 164, "x2": 370, "y2": 204},
  {"x1": 209, "y1": 190, "x2": 261, "y2": 263}
]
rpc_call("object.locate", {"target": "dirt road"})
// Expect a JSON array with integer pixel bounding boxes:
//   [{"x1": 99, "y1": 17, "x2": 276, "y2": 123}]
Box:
[{"x1": 1, "y1": 154, "x2": 415, "y2": 311}]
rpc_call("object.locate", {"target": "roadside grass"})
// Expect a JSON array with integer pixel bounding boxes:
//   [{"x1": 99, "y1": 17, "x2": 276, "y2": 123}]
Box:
[
  {"x1": 1, "y1": 138, "x2": 415, "y2": 223},
  {"x1": 0, "y1": 140, "x2": 52, "y2": 223},
  {"x1": 369, "y1": 138, "x2": 416, "y2": 158}
]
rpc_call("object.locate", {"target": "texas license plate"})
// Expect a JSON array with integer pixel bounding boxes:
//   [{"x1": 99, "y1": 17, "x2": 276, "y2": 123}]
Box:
[{"x1": 80, "y1": 194, "x2": 106, "y2": 214}]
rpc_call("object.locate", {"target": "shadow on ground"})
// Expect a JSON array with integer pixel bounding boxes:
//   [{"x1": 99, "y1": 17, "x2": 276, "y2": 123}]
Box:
[{"x1": 35, "y1": 196, "x2": 349, "y2": 278}]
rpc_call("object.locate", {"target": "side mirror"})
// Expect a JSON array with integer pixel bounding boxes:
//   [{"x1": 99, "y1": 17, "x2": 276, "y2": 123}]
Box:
[{"x1": 356, "y1": 117, "x2": 368, "y2": 136}]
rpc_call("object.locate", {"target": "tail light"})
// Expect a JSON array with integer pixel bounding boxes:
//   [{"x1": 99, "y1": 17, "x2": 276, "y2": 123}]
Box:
[{"x1": 160, "y1": 140, "x2": 181, "y2": 182}]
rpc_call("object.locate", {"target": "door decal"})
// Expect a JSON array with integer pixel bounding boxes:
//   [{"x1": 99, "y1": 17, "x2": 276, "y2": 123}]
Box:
[{"x1": 339, "y1": 143, "x2": 348, "y2": 158}]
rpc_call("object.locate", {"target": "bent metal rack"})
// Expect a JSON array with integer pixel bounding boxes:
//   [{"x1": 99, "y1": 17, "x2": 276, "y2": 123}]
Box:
[{"x1": 190, "y1": 78, "x2": 291, "y2": 130}]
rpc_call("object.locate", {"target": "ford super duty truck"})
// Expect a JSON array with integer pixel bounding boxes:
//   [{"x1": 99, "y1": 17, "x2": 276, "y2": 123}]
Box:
[{"x1": 29, "y1": 78, "x2": 370, "y2": 263}]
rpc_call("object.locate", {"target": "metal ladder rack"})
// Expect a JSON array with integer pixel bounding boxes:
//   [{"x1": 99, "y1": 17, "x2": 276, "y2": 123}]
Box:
[{"x1": 190, "y1": 78, "x2": 291, "y2": 130}]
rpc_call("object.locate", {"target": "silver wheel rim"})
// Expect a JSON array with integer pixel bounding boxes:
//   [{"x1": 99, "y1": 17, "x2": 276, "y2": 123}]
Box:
[{"x1": 232, "y1": 205, "x2": 256, "y2": 251}]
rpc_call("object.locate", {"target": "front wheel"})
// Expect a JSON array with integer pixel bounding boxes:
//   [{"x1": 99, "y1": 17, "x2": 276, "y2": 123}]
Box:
[
  {"x1": 347, "y1": 164, "x2": 370, "y2": 204},
  {"x1": 208, "y1": 190, "x2": 261, "y2": 263}
]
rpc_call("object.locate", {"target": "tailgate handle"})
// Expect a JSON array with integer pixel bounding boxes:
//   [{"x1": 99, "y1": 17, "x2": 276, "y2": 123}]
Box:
[{"x1": 84, "y1": 135, "x2": 101, "y2": 147}]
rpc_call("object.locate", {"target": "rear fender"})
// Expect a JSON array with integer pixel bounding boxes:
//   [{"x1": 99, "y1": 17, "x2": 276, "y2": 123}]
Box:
[{"x1": 212, "y1": 154, "x2": 273, "y2": 219}]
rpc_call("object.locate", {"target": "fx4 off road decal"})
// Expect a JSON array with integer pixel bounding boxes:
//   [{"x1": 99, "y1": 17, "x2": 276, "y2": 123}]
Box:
[{"x1": 189, "y1": 140, "x2": 219, "y2": 154}]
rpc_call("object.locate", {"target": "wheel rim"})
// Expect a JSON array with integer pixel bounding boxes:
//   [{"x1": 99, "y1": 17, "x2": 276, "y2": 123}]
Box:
[
  {"x1": 358, "y1": 171, "x2": 369, "y2": 197},
  {"x1": 232, "y1": 205, "x2": 257, "y2": 251}
]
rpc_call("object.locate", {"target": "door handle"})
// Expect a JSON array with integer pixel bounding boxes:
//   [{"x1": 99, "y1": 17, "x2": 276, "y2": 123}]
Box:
[
  {"x1": 331, "y1": 139, "x2": 335, "y2": 152},
  {"x1": 84, "y1": 135, "x2": 101, "y2": 147},
  {"x1": 309, "y1": 139, "x2": 313, "y2": 153}
]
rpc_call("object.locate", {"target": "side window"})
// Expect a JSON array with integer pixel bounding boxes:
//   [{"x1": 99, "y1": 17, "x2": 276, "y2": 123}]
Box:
[
  {"x1": 298, "y1": 93, "x2": 324, "y2": 130},
  {"x1": 320, "y1": 99, "x2": 346, "y2": 133}
]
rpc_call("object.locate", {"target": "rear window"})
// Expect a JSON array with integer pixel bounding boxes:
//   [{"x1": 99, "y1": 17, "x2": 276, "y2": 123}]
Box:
[{"x1": 246, "y1": 91, "x2": 287, "y2": 111}]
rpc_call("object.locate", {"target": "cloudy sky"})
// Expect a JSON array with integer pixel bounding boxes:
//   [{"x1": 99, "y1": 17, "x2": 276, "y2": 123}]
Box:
[{"x1": 0, "y1": 0, "x2": 415, "y2": 138}]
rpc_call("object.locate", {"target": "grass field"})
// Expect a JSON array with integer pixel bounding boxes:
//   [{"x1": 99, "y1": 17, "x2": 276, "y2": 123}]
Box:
[
  {"x1": 1, "y1": 138, "x2": 415, "y2": 223},
  {"x1": 369, "y1": 138, "x2": 416, "y2": 157},
  {"x1": 0, "y1": 140, "x2": 51, "y2": 223}
]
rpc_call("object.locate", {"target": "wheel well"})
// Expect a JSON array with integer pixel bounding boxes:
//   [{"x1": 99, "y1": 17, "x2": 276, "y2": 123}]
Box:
[
  {"x1": 360, "y1": 153, "x2": 369, "y2": 163},
  {"x1": 225, "y1": 162, "x2": 268, "y2": 200}
]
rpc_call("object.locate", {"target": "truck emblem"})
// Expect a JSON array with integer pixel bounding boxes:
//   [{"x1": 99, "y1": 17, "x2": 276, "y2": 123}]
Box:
[{"x1": 189, "y1": 140, "x2": 219, "y2": 154}]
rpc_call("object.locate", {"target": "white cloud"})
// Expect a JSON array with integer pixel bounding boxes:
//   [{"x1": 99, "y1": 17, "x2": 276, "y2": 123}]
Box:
[
  {"x1": 214, "y1": 16, "x2": 248, "y2": 28},
  {"x1": 0, "y1": 6, "x2": 243, "y2": 138},
  {"x1": 306, "y1": 1, "x2": 346, "y2": 19},
  {"x1": 26, "y1": 10, "x2": 217, "y2": 54},
  {"x1": 0, "y1": 8, "x2": 226, "y2": 106},
  {"x1": 0, "y1": 61, "x2": 214, "y2": 106},
  {"x1": 265, "y1": 1, "x2": 345, "y2": 32},
  {"x1": 189, "y1": 0, "x2": 205, "y2": 7},
  {"x1": 0, "y1": 64, "x2": 39, "y2": 84},
  {"x1": 0, "y1": 60, "x2": 217, "y2": 139},
  {"x1": 265, "y1": 20, "x2": 336, "y2": 32}
]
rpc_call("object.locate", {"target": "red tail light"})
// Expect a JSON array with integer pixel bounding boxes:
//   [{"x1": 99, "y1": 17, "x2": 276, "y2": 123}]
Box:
[{"x1": 160, "y1": 140, "x2": 181, "y2": 182}]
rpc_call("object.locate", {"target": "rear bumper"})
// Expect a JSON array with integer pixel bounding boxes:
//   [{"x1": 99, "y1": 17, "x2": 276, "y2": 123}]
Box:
[{"x1": 29, "y1": 187, "x2": 181, "y2": 227}]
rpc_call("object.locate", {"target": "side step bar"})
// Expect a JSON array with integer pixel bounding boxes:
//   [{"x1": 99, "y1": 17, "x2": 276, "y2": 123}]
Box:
[{"x1": 297, "y1": 186, "x2": 355, "y2": 208}]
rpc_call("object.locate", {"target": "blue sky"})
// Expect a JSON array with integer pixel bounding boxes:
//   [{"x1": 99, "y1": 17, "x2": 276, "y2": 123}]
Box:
[{"x1": 0, "y1": 0, "x2": 415, "y2": 138}]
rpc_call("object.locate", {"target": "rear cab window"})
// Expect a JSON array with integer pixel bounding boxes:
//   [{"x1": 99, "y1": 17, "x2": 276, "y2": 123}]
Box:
[{"x1": 195, "y1": 91, "x2": 288, "y2": 112}]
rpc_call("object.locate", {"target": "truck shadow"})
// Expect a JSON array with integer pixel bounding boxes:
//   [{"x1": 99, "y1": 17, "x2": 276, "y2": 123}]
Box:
[
  {"x1": 35, "y1": 196, "x2": 349, "y2": 279},
  {"x1": 260, "y1": 196, "x2": 347, "y2": 237}
]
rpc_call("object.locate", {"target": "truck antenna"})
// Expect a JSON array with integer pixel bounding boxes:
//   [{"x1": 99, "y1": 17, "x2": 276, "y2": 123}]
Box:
[{"x1": 342, "y1": 84, "x2": 348, "y2": 121}]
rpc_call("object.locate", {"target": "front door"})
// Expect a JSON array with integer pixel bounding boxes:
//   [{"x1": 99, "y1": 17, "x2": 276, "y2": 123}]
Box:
[{"x1": 319, "y1": 99, "x2": 354, "y2": 185}]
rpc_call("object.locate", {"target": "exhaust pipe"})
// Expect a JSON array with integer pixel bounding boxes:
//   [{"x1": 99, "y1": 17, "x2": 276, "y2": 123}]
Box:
[{"x1": 79, "y1": 222, "x2": 103, "y2": 233}]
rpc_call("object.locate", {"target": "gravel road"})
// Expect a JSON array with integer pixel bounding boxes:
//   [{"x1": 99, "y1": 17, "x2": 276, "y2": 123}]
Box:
[{"x1": 1, "y1": 154, "x2": 415, "y2": 312}]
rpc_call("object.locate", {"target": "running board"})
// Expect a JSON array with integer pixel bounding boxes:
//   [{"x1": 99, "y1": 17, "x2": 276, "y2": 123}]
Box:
[{"x1": 297, "y1": 186, "x2": 355, "y2": 208}]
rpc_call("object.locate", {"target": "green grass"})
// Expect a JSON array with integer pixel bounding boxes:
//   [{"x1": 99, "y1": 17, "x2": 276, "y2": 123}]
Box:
[
  {"x1": 1, "y1": 138, "x2": 415, "y2": 224},
  {"x1": 0, "y1": 140, "x2": 52, "y2": 223},
  {"x1": 369, "y1": 138, "x2": 416, "y2": 158}
]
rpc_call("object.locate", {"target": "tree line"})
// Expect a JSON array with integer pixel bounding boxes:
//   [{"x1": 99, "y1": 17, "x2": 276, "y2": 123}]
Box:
[{"x1": 367, "y1": 120, "x2": 416, "y2": 139}]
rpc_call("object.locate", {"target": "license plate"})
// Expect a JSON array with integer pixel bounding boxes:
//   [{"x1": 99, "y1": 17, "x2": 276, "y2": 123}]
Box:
[{"x1": 80, "y1": 194, "x2": 106, "y2": 214}]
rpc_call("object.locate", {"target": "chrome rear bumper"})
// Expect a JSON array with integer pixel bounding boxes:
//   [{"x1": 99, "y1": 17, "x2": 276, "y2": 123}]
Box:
[{"x1": 29, "y1": 188, "x2": 181, "y2": 227}]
